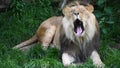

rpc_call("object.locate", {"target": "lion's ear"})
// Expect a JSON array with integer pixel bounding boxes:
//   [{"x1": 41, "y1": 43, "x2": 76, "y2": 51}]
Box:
[
  {"x1": 85, "y1": 4, "x2": 94, "y2": 12},
  {"x1": 62, "y1": 6, "x2": 71, "y2": 16}
]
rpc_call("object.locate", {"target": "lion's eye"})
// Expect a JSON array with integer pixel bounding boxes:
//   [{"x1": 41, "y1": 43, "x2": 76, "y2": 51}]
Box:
[
  {"x1": 80, "y1": 9, "x2": 85, "y2": 13},
  {"x1": 69, "y1": 4, "x2": 75, "y2": 7},
  {"x1": 71, "y1": 5, "x2": 75, "y2": 7},
  {"x1": 71, "y1": 10, "x2": 75, "y2": 14},
  {"x1": 82, "y1": 10, "x2": 85, "y2": 12}
]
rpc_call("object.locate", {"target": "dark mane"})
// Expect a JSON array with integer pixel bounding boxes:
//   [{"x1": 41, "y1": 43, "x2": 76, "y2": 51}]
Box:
[{"x1": 60, "y1": 0, "x2": 91, "y2": 10}]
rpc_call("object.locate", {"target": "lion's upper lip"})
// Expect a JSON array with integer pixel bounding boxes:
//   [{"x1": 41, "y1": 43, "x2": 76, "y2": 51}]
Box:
[{"x1": 74, "y1": 19, "x2": 84, "y2": 36}]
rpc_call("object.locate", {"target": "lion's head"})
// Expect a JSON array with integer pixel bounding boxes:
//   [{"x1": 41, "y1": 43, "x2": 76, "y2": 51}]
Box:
[{"x1": 62, "y1": 1, "x2": 96, "y2": 39}]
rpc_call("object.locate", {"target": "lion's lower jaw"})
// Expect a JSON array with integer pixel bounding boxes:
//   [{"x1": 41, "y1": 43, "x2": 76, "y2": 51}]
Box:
[{"x1": 74, "y1": 31, "x2": 85, "y2": 37}]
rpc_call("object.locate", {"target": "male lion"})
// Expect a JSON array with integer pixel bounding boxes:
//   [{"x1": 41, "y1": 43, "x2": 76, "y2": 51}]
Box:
[
  {"x1": 59, "y1": 1, "x2": 105, "y2": 67},
  {"x1": 13, "y1": 1, "x2": 104, "y2": 67}
]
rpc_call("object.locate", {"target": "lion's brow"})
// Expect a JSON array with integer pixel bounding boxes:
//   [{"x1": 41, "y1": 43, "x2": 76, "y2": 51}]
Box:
[
  {"x1": 68, "y1": 2, "x2": 78, "y2": 6},
  {"x1": 68, "y1": 1, "x2": 88, "y2": 7}
]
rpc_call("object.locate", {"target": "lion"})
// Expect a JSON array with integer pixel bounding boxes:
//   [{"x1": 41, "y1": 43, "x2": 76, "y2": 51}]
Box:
[
  {"x1": 13, "y1": 16, "x2": 63, "y2": 50},
  {"x1": 59, "y1": 1, "x2": 105, "y2": 67},
  {"x1": 13, "y1": 1, "x2": 104, "y2": 67}
]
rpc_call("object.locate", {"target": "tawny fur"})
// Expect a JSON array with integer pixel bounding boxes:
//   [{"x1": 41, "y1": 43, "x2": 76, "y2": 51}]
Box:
[
  {"x1": 13, "y1": 16, "x2": 63, "y2": 49},
  {"x1": 59, "y1": 1, "x2": 104, "y2": 67}
]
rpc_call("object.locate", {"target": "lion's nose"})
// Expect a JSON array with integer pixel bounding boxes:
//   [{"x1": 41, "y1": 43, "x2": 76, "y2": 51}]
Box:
[{"x1": 74, "y1": 13, "x2": 79, "y2": 15}]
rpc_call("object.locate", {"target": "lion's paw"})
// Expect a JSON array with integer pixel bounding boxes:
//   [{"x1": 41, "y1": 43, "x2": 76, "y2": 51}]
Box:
[{"x1": 94, "y1": 61, "x2": 105, "y2": 68}]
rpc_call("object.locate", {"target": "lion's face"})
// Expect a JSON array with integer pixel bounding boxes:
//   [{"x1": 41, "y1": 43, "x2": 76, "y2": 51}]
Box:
[{"x1": 62, "y1": 3, "x2": 94, "y2": 37}]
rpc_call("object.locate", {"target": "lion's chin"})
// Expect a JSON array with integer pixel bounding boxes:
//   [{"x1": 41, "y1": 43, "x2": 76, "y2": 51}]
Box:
[{"x1": 74, "y1": 19, "x2": 84, "y2": 37}]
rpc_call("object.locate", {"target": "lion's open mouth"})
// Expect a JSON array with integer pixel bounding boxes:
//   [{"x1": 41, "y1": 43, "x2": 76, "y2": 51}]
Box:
[{"x1": 74, "y1": 19, "x2": 84, "y2": 36}]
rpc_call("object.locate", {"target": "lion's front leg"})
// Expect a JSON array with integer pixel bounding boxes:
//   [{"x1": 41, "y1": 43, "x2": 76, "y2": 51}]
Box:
[
  {"x1": 41, "y1": 25, "x2": 56, "y2": 50},
  {"x1": 90, "y1": 50, "x2": 105, "y2": 68},
  {"x1": 62, "y1": 53, "x2": 76, "y2": 66}
]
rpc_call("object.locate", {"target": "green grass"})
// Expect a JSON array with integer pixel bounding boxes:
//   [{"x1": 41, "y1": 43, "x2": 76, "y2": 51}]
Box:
[{"x1": 0, "y1": 0, "x2": 120, "y2": 68}]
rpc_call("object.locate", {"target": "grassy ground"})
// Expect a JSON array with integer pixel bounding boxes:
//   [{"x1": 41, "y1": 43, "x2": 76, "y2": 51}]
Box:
[{"x1": 0, "y1": 0, "x2": 120, "y2": 68}]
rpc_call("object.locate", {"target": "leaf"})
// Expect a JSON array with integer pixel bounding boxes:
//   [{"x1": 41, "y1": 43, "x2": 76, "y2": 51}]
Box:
[
  {"x1": 104, "y1": 7, "x2": 112, "y2": 14},
  {"x1": 102, "y1": 28, "x2": 107, "y2": 34},
  {"x1": 106, "y1": 21, "x2": 114, "y2": 24},
  {"x1": 97, "y1": 0, "x2": 106, "y2": 6},
  {"x1": 94, "y1": 10, "x2": 104, "y2": 18}
]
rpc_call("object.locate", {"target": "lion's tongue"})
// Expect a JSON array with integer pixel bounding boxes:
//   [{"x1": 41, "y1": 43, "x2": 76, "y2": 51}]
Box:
[{"x1": 76, "y1": 27, "x2": 82, "y2": 36}]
